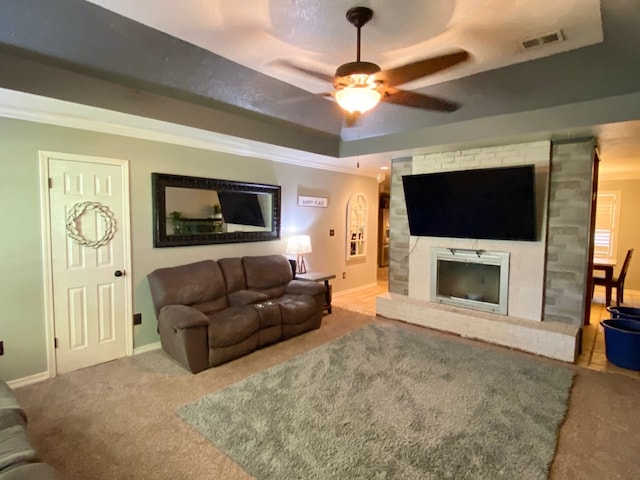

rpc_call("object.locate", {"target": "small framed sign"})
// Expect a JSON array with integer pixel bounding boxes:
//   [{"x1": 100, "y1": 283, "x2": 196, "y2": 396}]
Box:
[{"x1": 298, "y1": 196, "x2": 328, "y2": 208}]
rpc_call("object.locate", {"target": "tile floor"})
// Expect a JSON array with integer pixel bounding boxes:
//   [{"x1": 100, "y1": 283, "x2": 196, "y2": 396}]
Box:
[
  {"x1": 334, "y1": 268, "x2": 640, "y2": 379},
  {"x1": 580, "y1": 286, "x2": 640, "y2": 379}
]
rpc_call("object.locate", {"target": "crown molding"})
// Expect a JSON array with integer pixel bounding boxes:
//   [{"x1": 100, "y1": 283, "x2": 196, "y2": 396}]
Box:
[{"x1": 0, "y1": 88, "x2": 379, "y2": 177}]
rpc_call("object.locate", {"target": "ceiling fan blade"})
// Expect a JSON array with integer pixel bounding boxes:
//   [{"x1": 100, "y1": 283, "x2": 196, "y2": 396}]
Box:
[
  {"x1": 275, "y1": 91, "x2": 333, "y2": 106},
  {"x1": 378, "y1": 50, "x2": 470, "y2": 87},
  {"x1": 272, "y1": 60, "x2": 334, "y2": 83},
  {"x1": 382, "y1": 89, "x2": 460, "y2": 112}
]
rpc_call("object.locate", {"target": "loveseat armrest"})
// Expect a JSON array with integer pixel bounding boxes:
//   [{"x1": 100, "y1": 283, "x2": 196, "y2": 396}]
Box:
[
  {"x1": 227, "y1": 290, "x2": 269, "y2": 307},
  {"x1": 157, "y1": 305, "x2": 209, "y2": 373},
  {"x1": 285, "y1": 280, "x2": 326, "y2": 296},
  {"x1": 158, "y1": 305, "x2": 210, "y2": 329}
]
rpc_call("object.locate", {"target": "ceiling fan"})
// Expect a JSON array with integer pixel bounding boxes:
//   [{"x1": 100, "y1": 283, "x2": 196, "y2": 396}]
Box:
[{"x1": 278, "y1": 6, "x2": 470, "y2": 121}]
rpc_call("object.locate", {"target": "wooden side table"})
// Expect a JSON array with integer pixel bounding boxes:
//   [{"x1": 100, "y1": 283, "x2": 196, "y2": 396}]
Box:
[{"x1": 295, "y1": 272, "x2": 336, "y2": 314}]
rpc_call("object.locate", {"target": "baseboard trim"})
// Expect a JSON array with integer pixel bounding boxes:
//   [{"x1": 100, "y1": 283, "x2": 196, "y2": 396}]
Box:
[
  {"x1": 133, "y1": 342, "x2": 161, "y2": 355},
  {"x1": 333, "y1": 282, "x2": 379, "y2": 297},
  {"x1": 7, "y1": 371, "x2": 51, "y2": 389},
  {"x1": 5, "y1": 345, "x2": 162, "y2": 387}
]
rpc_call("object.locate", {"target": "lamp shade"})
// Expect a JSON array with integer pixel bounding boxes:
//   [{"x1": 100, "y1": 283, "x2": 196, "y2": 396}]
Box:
[{"x1": 286, "y1": 235, "x2": 312, "y2": 255}]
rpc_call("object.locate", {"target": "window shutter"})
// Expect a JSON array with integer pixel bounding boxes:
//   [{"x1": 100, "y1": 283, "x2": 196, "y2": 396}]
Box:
[{"x1": 594, "y1": 192, "x2": 619, "y2": 259}]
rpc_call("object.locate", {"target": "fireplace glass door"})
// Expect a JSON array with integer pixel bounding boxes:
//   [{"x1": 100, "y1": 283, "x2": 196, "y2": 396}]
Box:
[
  {"x1": 436, "y1": 260, "x2": 501, "y2": 305},
  {"x1": 431, "y1": 248, "x2": 509, "y2": 314}
]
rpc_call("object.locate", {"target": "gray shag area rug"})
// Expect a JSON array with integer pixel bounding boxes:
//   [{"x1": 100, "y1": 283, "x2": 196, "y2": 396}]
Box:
[{"x1": 177, "y1": 323, "x2": 574, "y2": 479}]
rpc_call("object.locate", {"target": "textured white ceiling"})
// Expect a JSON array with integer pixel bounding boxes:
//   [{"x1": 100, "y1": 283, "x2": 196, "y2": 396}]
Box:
[
  {"x1": 82, "y1": 0, "x2": 640, "y2": 177},
  {"x1": 596, "y1": 121, "x2": 640, "y2": 180},
  {"x1": 87, "y1": 0, "x2": 603, "y2": 92}
]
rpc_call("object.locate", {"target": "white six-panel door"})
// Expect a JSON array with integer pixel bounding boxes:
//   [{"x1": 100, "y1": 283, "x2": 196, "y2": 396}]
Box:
[{"x1": 43, "y1": 152, "x2": 132, "y2": 374}]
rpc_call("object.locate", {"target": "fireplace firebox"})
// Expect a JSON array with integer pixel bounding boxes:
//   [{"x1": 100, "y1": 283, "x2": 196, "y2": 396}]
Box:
[{"x1": 430, "y1": 248, "x2": 510, "y2": 314}]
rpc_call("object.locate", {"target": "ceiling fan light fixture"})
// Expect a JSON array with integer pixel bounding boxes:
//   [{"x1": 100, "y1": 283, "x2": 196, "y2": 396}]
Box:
[
  {"x1": 335, "y1": 75, "x2": 381, "y2": 114},
  {"x1": 335, "y1": 85, "x2": 381, "y2": 114},
  {"x1": 276, "y1": 6, "x2": 468, "y2": 120}
]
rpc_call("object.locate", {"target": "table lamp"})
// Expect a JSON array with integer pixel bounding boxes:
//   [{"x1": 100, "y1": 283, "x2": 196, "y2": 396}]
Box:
[{"x1": 286, "y1": 235, "x2": 312, "y2": 274}]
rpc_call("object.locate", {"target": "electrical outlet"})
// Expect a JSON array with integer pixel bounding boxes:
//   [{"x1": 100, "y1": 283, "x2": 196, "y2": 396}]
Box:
[
  {"x1": 329, "y1": 229, "x2": 335, "y2": 237},
  {"x1": 342, "y1": 272, "x2": 347, "y2": 279},
  {"x1": 133, "y1": 313, "x2": 142, "y2": 325},
  {"x1": 0, "y1": 341, "x2": 3, "y2": 356}
]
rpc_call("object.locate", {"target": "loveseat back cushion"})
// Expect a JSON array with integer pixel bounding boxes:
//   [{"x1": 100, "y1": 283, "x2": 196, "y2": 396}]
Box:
[
  {"x1": 147, "y1": 260, "x2": 228, "y2": 315},
  {"x1": 218, "y1": 257, "x2": 246, "y2": 293},
  {"x1": 242, "y1": 255, "x2": 292, "y2": 298}
]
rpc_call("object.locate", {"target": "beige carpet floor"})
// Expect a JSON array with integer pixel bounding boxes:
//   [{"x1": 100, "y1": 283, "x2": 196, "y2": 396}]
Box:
[{"x1": 12, "y1": 308, "x2": 640, "y2": 479}]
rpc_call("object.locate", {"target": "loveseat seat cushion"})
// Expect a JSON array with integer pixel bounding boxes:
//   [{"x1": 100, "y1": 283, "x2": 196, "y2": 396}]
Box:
[
  {"x1": 242, "y1": 255, "x2": 292, "y2": 298},
  {"x1": 147, "y1": 260, "x2": 228, "y2": 315},
  {"x1": 275, "y1": 294, "x2": 317, "y2": 325},
  {"x1": 207, "y1": 306, "x2": 260, "y2": 347}
]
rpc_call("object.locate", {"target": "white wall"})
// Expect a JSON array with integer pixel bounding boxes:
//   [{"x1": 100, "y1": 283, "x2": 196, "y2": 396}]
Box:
[{"x1": 598, "y1": 178, "x2": 640, "y2": 290}]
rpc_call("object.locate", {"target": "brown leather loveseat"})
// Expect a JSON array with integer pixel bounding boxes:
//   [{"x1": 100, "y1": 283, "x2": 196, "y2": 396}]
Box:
[{"x1": 147, "y1": 255, "x2": 326, "y2": 373}]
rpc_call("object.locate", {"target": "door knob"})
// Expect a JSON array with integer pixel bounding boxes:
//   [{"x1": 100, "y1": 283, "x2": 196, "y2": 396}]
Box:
[{"x1": 114, "y1": 270, "x2": 125, "y2": 277}]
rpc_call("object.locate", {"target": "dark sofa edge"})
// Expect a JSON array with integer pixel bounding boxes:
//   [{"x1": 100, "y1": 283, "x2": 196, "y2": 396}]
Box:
[{"x1": 0, "y1": 381, "x2": 57, "y2": 479}]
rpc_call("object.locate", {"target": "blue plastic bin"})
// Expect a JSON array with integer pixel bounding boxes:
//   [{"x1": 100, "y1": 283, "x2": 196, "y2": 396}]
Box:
[
  {"x1": 607, "y1": 306, "x2": 640, "y2": 321},
  {"x1": 600, "y1": 318, "x2": 640, "y2": 371}
]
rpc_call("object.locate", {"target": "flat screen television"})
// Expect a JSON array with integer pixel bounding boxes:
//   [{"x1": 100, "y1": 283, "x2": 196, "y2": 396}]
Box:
[
  {"x1": 218, "y1": 191, "x2": 265, "y2": 227},
  {"x1": 402, "y1": 165, "x2": 537, "y2": 241}
]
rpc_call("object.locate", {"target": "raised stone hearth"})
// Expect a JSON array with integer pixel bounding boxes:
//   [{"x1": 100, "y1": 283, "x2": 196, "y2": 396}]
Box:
[{"x1": 376, "y1": 292, "x2": 580, "y2": 362}]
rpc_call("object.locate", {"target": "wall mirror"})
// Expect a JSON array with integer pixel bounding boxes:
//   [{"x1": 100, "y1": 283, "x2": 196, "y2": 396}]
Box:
[{"x1": 152, "y1": 173, "x2": 281, "y2": 247}]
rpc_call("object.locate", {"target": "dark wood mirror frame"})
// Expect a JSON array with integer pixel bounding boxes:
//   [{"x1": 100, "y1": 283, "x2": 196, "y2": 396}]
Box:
[{"x1": 152, "y1": 173, "x2": 281, "y2": 247}]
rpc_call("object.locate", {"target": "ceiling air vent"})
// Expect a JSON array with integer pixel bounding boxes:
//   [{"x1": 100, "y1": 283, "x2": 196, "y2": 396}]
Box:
[{"x1": 521, "y1": 30, "x2": 564, "y2": 50}]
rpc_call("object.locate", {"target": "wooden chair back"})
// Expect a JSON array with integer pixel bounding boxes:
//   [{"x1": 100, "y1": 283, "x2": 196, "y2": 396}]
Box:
[{"x1": 617, "y1": 248, "x2": 634, "y2": 285}]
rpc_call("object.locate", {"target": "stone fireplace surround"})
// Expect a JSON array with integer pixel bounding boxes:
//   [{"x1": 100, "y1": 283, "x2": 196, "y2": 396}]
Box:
[{"x1": 377, "y1": 141, "x2": 582, "y2": 363}]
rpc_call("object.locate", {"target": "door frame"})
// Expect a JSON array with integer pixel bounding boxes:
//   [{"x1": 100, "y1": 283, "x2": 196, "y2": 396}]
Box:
[
  {"x1": 39, "y1": 151, "x2": 134, "y2": 378},
  {"x1": 584, "y1": 148, "x2": 600, "y2": 325}
]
